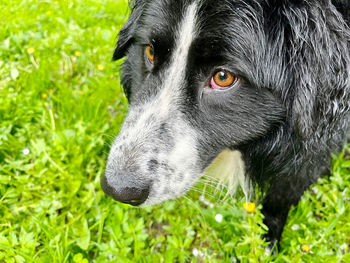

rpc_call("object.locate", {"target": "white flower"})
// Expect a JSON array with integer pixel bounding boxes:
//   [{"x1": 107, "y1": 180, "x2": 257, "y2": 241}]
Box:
[
  {"x1": 192, "y1": 248, "x2": 204, "y2": 257},
  {"x1": 10, "y1": 68, "x2": 19, "y2": 80},
  {"x1": 291, "y1": 224, "x2": 300, "y2": 231},
  {"x1": 215, "y1": 214, "x2": 223, "y2": 223},
  {"x1": 22, "y1": 148, "x2": 30, "y2": 155},
  {"x1": 340, "y1": 243, "x2": 348, "y2": 251}
]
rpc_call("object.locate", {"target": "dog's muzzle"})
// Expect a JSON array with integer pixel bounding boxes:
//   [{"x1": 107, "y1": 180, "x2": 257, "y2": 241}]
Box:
[{"x1": 100, "y1": 173, "x2": 151, "y2": 206}]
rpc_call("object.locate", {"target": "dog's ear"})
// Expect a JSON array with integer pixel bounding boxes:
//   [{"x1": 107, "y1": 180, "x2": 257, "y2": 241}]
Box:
[
  {"x1": 287, "y1": 1, "x2": 350, "y2": 140},
  {"x1": 113, "y1": 1, "x2": 143, "y2": 60}
]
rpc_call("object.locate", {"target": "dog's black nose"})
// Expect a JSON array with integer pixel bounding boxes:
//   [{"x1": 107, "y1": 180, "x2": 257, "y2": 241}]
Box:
[{"x1": 100, "y1": 174, "x2": 150, "y2": 206}]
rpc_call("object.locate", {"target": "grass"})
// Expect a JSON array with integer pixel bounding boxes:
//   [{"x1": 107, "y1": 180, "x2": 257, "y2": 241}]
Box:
[{"x1": 0, "y1": 0, "x2": 349, "y2": 262}]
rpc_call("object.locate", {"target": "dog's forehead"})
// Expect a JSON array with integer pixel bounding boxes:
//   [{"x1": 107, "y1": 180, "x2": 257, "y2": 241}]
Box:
[
  {"x1": 137, "y1": 0, "x2": 263, "y2": 66},
  {"x1": 140, "y1": 0, "x2": 260, "y2": 30}
]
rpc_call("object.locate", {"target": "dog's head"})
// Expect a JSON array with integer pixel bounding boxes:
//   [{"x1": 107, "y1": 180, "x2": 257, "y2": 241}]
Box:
[{"x1": 101, "y1": 0, "x2": 294, "y2": 206}]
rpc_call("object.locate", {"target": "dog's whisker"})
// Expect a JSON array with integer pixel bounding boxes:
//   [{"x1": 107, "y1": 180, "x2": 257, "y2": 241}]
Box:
[
  {"x1": 198, "y1": 178, "x2": 228, "y2": 189},
  {"x1": 190, "y1": 187, "x2": 228, "y2": 203}
]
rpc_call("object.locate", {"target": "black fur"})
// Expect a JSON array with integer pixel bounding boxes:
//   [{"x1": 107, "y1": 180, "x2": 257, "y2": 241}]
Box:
[{"x1": 110, "y1": 0, "x2": 350, "y2": 246}]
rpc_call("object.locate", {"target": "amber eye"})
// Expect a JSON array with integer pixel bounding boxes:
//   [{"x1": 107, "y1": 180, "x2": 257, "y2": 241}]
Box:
[
  {"x1": 210, "y1": 70, "x2": 237, "y2": 90},
  {"x1": 145, "y1": 45, "x2": 155, "y2": 64}
]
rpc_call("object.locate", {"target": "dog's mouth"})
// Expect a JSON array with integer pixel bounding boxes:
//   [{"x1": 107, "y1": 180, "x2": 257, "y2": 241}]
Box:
[{"x1": 101, "y1": 136, "x2": 248, "y2": 206}]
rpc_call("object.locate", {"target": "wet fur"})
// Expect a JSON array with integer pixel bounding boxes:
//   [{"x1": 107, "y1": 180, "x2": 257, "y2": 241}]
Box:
[{"x1": 108, "y1": 0, "x2": 350, "y2": 245}]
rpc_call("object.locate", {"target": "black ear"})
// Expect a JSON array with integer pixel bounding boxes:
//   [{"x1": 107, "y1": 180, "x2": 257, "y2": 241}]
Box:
[{"x1": 113, "y1": 2, "x2": 143, "y2": 60}]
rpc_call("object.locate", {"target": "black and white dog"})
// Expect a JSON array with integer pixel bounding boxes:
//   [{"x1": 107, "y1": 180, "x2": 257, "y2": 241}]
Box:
[{"x1": 101, "y1": 0, "x2": 350, "y2": 246}]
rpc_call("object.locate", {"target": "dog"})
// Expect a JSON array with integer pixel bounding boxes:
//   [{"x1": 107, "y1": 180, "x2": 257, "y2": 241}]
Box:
[{"x1": 101, "y1": 0, "x2": 350, "y2": 247}]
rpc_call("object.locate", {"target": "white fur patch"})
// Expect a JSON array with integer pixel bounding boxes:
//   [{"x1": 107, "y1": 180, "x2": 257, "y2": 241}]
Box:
[
  {"x1": 158, "y1": 1, "x2": 198, "y2": 111},
  {"x1": 142, "y1": 2, "x2": 200, "y2": 204},
  {"x1": 205, "y1": 149, "x2": 251, "y2": 201},
  {"x1": 118, "y1": 2, "x2": 199, "y2": 138},
  {"x1": 107, "y1": 2, "x2": 201, "y2": 206}
]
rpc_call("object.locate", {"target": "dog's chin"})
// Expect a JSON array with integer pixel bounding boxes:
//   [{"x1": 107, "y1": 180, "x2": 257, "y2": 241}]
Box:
[
  {"x1": 138, "y1": 197, "x2": 173, "y2": 207},
  {"x1": 139, "y1": 192, "x2": 187, "y2": 207},
  {"x1": 138, "y1": 175, "x2": 202, "y2": 207}
]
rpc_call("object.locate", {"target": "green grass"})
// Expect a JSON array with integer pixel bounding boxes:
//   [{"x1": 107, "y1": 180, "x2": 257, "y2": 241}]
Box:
[{"x1": 0, "y1": 0, "x2": 349, "y2": 262}]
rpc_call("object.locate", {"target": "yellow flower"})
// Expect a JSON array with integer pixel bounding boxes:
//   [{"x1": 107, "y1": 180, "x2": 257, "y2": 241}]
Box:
[
  {"x1": 301, "y1": 244, "x2": 311, "y2": 253},
  {"x1": 74, "y1": 51, "x2": 81, "y2": 57},
  {"x1": 97, "y1": 64, "x2": 105, "y2": 70},
  {"x1": 41, "y1": 93, "x2": 48, "y2": 99},
  {"x1": 243, "y1": 202, "x2": 256, "y2": 213},
  {"x1": 47, "y1": 10, "x2": 51, "y2": 15},
  {"x1": 27, "y1": 47, "x2": 35, "y2": 55}
]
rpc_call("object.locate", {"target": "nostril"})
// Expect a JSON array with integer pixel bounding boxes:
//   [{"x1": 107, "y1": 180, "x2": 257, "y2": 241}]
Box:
[{"x1": 100, "y1": 173, "x2": 150, "y2": 206}]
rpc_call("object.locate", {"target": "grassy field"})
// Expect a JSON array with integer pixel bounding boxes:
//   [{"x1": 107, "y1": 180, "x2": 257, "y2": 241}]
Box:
[{"x1": 1, "y1": 0, "x2": 349, "y2": 262}]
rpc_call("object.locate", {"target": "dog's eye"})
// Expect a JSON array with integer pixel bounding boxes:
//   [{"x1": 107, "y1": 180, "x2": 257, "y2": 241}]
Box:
[
  {"x1": 145, "y1": 45, "x2": 155, "y2": 64},
  {"x1": 210, "y1": 70, "x2": 237, "y2": 90}
]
